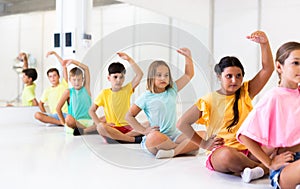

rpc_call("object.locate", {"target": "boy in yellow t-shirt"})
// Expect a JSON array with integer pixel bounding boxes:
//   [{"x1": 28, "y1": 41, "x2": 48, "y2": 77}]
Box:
[
  {"x1": 17, "y1": 52, "x2": 38, "y2": 106},
  {"x1": 21, "y1": 68, "x2": 38, "y2": 106},
  {"x1": 89, "y1": 52, "x2": 144, "y2": 143},
  {"x1": 34, "y1": 51, "x2": 68, "y2": 126}
]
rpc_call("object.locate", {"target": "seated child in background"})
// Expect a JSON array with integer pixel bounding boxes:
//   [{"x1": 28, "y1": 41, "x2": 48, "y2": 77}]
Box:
[
  {"x1": 89, "y1": 52, "x2": 144, "y2": 143},
  {"x1": 19, "y1": 52, "x2": 38, "y2": 106},
  {"x1": 34, "y1": 51, "x2": 68, "y2": 126},
  {"x1": 21, "y1": 68, "x2": 38, "y2": 106}
]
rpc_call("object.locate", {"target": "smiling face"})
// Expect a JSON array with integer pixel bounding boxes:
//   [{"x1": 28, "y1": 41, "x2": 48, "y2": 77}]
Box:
[
  {"x1": 277, "y1": 49, "x2": 300, "y2": 89},
  {"x1": 218, "y1": 66, "x2": 243, "y2": 95}
]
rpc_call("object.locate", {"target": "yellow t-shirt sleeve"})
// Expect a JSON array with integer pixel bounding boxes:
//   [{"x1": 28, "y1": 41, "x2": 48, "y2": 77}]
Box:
[
  {"x1": 61, "y1": 79, "x2": 68, "y2": 88},
  {"x1": 94, "y1": 90, "x2": 105, "y2": 107},
  {"x1": 195, "y1": 98, "x2": 210, "y2": 125},
  {"x1": 22, "y1": 84, "x2": 36, "y2": 106}
]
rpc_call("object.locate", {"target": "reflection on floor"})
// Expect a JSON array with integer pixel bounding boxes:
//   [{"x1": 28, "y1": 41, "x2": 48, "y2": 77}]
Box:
[{"x1": 0, "y1": 107, "x2": 271, "y2": 189}]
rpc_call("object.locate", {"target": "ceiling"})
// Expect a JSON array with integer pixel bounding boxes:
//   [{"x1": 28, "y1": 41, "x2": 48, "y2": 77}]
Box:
[{"x1": 0, "y1": 0, "x2": 121, "y2": 16}]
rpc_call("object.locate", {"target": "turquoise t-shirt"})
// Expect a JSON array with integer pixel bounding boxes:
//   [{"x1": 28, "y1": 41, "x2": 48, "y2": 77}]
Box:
[
  {"x1": 135, "y1": 83, "x2": 180, "y2": 137},
  {"x1": 68, "y1": 87, "x2": 91, "y2": 120}
]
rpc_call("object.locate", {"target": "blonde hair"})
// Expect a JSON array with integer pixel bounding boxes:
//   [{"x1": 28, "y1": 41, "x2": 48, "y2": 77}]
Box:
[
  {"x1": 69, "y1": 67, "x2": 83, "y2": 78},
  {"x1": 147, "y1": 60, "x2": 173, "y2": 93}
]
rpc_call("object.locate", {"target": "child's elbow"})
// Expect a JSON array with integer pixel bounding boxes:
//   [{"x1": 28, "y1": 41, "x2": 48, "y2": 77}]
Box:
[
  {"x1": 189, "y1": 71, "x2": 195, "y2": 80},
  {"x1": 125, "y1": 112, "x2": 131, "y2": 122},
  {"x1": 56, "y1": 106, "x2": 61, "y2": 113},
  {"x1": 137, "y1": 72, "x2": 144, "y2": 82},
  {"x1": 176, "y1": 118, "x2": 184, "y2": 131},
  {"x1": 88, "y1": 107, "x2": 95, "y2": 117}
]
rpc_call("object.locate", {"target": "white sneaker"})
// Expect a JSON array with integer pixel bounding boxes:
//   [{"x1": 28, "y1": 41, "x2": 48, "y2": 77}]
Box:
[
  {"x1": 241, "y1": 167, "x2": 264, "y2": 183},
  {"x1": 155, "y1": 149, "x2": 175, "y2": 159}
]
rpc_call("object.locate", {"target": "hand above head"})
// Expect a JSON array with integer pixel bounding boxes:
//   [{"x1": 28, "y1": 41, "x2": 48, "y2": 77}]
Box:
[
  {"x1": 18, "y1": 52, "x2": 26, "y2": 60},
  {"x1": 177, "y1": 48, "x2": 192, "y2": 59},
  {"x1": 247, "y1": 31, "x2": 268, "y2": 44},
  {"x1": 46, "y1": 51, "x2": 56, "y2": 58},
  {"x1": 62, "y1": 59, "x2": 72, "y2": 67},
  {"x1": 174, "y1": 47, "x2": 194, "y2": 91},
  {"x1": 117, "y1": 52, "x2": 133, "y2": 62}
]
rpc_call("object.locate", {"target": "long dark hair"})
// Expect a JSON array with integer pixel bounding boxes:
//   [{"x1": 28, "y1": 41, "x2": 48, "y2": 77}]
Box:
[{"x1": 214, "y1": 56, "x2": 245, "y2": 132}]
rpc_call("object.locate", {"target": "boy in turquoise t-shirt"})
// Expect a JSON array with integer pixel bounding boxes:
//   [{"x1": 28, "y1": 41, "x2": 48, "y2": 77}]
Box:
[{"x1": 56, "y1": 59, "x2": 95, "y2": 135}]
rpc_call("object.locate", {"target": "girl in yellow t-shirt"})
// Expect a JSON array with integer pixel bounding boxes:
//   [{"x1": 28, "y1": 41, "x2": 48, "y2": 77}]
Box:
[{"x1": 177, "y1": 31, "x2": 274, "y2": 183}]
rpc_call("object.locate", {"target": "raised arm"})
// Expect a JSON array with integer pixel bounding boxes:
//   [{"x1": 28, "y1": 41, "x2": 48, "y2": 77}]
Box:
[
  {"x1": 64, "y1": 59, "x2": 91, "y2": 96},
  {"x1": 19, "y1": 52, "x2": 28, "y2": 69},
  {"x1": 46, "y1": 51, "x2": 68, "y2": 81},
  {"x1": 117, "y1": 52, "x2": 143, "y2": 90},
  {"x1": 247, "y1": 31, "x2": 274, "y2": 99},
  {"x1": 175, "y1": 48, "x2": 194, "y2": 92}
]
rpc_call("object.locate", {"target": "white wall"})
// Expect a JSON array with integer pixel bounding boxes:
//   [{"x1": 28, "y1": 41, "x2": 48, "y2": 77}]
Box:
[
  {"x1": 213, "y1": 0, "x2": 300, "y2": 100},
  {"x1": 0, "y1": 15, "x2": 20, "y2": 104},
  {"x1": 84, "y1": 4, "x2": 212, "y2": 115},
  {"x1": 260, "y1": 0, "x2": 300, "y2": 93},
  {"x1": 1, "y1": 1, "x2": 300, "y2": 107},
  {"x1": 0, "y1": 12, "x2": 52, "y2": 105}
]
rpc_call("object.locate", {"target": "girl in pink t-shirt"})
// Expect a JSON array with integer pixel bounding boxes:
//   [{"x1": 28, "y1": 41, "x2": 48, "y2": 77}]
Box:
[{"x1": 237, "y1": 41, "x2": 300, "y2": 189}]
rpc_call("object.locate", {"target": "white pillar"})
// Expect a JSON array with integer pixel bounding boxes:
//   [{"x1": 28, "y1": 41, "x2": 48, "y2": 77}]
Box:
[{"x1": 55, "y1": 0, "x2": 93, "y2": 60}]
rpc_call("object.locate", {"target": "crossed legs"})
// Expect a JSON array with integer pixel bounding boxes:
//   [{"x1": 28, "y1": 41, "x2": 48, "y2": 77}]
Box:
[{"x1": 145, "y1": 131, "x2": 199, "y2": 158}]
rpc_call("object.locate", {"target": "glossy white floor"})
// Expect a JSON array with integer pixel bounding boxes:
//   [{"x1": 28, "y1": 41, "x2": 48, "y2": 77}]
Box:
[{"x1": 0, "y1": 107, "x2": 272, "y2": 189}]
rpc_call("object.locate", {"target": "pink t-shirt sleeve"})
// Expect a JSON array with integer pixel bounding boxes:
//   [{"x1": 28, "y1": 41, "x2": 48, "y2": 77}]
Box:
[{"x1": 237, "y1": 87, "x2": 300, "y2": 148}]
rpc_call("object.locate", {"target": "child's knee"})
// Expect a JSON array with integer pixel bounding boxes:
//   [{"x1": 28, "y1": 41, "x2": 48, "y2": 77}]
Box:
[
  {"x1": 213, "y1": 147, "x2": 239, "y2": 164},
  {"x1": 147, "y1": 131, "x2": 168, "y2": 146},
  {"x1": 65, "y1": 115, "x2": 76, "y2": 128},
  {"x1": 96, "y1": 124, "x2": 106, "y2": 136},
  {"x1": 34, "y1": 112, "x2": 42, "y2": 120}
]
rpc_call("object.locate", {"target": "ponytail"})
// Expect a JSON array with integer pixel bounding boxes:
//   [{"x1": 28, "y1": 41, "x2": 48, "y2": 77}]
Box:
[{"x1": 226, "y1": 88, "x2": 241, "y2": 132}]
